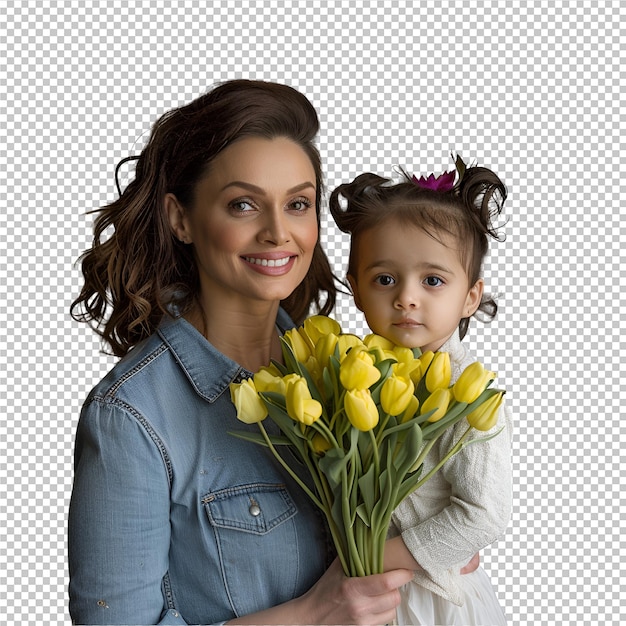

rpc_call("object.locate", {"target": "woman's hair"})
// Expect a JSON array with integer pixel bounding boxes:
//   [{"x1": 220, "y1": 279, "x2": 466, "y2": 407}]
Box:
[
  {"x1": 329, "y1": 160, "x2": 507, "y2": 339},
  {"x1": 71, "y1": 79, "x2": 337, "y2": 357}
]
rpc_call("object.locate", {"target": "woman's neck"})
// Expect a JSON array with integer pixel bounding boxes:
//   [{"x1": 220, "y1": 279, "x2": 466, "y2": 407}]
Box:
[{"x1": 186, "y1": 299, "x2": 283, "y2": 373}]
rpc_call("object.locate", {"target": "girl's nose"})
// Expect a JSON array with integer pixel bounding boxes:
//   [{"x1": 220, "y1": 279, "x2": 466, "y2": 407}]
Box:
[{"x1": 394, "y1": 286, "x2": 419, "y2": 309}]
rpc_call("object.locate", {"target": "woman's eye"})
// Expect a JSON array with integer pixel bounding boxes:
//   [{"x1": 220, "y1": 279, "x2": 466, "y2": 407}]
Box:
[
  {"x1": 424, "y1": 276, "x2": 443, "y2": 287},
  {"x1": 289, "y1": 197, "x2": 313, "y2": 211},
  {"x1": 375, "y1": 275, "x2": 395, "y2": 287},
  {"x1": 229, "y1": 199, "x2": 255, "y2": 213}
]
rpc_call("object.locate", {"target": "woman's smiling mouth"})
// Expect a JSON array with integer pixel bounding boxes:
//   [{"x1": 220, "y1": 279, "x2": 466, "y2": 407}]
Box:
[
  {"x1": 242, "y1": 254, "x2": 296, "y2": 275},
  {"x1": 243, "y1": 255, "x2": 292, "y2": 267}
]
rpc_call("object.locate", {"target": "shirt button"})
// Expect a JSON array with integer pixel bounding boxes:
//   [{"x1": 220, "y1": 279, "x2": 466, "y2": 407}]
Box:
[{"x1": 249, "y1": 503, "x2": 261, "y2": 516}]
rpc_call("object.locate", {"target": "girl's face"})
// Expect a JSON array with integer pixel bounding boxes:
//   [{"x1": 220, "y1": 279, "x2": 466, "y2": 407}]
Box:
[
  {"x1": 167, "y1": 136, "x2": 318, "y2": 310},
  {"x1": 348, "y1": 219, "x2": 483, "y2": 352}
]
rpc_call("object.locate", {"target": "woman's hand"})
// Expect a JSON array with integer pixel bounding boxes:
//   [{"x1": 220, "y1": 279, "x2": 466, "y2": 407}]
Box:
[
  {"x1": 303, "y1": 559, "x2": 414, "y2": 625},
  {"x1": 228, "y1": 558, "x2": 413, "y2": 625}
]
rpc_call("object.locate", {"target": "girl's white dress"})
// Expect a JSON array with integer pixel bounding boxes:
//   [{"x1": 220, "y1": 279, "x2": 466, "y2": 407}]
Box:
[{"x1": 390, "y1": 330, "x2": 513, "y2": 625}]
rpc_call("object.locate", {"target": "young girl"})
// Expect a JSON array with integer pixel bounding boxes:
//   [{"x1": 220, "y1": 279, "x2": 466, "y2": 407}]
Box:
[{"x1": 330, "y1": 157, "x2": 512, "y2": 625}]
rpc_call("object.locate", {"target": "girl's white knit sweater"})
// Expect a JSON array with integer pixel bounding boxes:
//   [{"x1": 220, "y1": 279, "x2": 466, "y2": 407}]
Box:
[{"x1": 389, "y1": 330, "x2": 513, "y2": 605}]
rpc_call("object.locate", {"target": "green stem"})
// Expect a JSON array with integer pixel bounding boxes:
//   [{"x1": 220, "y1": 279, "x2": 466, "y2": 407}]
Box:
[
  {"x1": 375, "y1": 411, "x2": 391, "y2": 447},
  {"x1": 369, "y1": 429, "x2": 380, "y2": 477},
  {"x1": 312, "y1": 418, "x2": 341, "y2": 449},
  {"x1": 261, "y1": 423, "x2": 351, "y2": 575},
  {"x1": 258, "y1": 423, "x2": 323, "y2": 509},
  {"x1": 329, "y1": 389, "x2": 346, "y2": 431},
  {"x1": 400, "y1": 425, "x2": 473, "y2": 502},
  {"x1": 342, "y1": 467, "x2": 365, "y2": 577},
  {"x1": 408, "y1": 437, "x2": 438, "y2": 474}
]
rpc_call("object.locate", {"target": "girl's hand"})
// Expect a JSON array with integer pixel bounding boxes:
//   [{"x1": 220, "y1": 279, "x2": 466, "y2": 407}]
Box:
[{"x1": 460, "y1": 552, "x2": 480, "y2": 574}]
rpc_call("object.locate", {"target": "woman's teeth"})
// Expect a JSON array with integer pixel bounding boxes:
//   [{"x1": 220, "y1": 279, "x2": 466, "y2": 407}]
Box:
[{"x1": 244, "y1": 256, "x2": 291, "y2": 267}]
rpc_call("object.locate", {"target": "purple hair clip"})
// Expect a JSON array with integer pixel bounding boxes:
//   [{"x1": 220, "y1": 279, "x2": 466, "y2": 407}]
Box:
[{"x1": 410, "y1": 154, "x2": 466, "y2": 192}]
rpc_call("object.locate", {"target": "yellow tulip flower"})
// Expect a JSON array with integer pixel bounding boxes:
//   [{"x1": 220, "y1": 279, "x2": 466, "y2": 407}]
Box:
[
  {"x1": 419, "y1": 350, "x2": 435, "y2": 376},
  {"x1": 420, "y1": 388, "x2": 452, "y2": 423},
  {"x1": 339, "y1": 346, "x2": 381, "y2": 390},
  {"x1": 452, "y1": 361, "x2": 497, "y2": 404},
  {"x1": 303, "y1": 355, "x2": 323, "y2": 388},
  {"x1": 285, "y1": 376, "x2": 322, "y2": 425},
  {"x1": 400, "y1": 395, "x2": 420, "y2": 423},
  {"x1": 230, "y1": 378, "x2": 268, "y2": 424},
  {"x1": 337, "y1": 334, "x2": 365, "y2": 362},
  {"x1": 392, "y1": 345, "x2": 417, "y2": 365},
  {"x1": 393, "y1": 360, "x2": 422, "y2": 384},
  {"x1": 311, "y1": 432, "x2": 332, "y2": 455},
  {"x1": 254, "y1": 366, "x2": 286, "y2": 394},
  {"x1": 314, "y1": 332, "x2": 339, "y2": 368},
  {"x1": 380, "y1": 374, "x2": 415, "y2": 416},
  {"x1": 425, "y1": 351, "x2": 451, "y2": 392},
  {"x1": 364, "y1": 333, "x2": 397, "y2": 352},
  {"x1": 303, "y1": 315, "x2": 342, "y2": 345},
  {"x1": 344, "y1": 388, "x2": 380, "y2": 431},
  {"x1": 467, "y1": 392, "x2": 503, "y2": 431},
  {"x1": 284, "y1": 327, "x2": 313, "y2": 362}
]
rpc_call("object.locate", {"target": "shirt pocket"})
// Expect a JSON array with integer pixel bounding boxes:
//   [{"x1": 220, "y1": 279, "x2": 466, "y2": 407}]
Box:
[
  {"x1": 203, "y1": 483, "x2": 301, "y2": 616},
  {"x1": 203, "y1": 483, "x2": 297, "y2": 534}
]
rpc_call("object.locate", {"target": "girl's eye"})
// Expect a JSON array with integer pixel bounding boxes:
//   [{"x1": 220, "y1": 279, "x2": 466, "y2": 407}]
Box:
[
  {"x1": 424, "y1": 276, "x2": 444, "y2": 287},
  {"x1": 289, "y1": 197, "x2": 313, "y2": 212},
  {"x1": 374, "y1": 274, "x2": 396, "y2": 287}
]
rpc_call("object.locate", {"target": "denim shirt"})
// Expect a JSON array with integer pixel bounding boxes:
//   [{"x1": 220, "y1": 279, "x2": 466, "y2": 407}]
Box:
[{"x1": 68, "y1": 310, "x2": 333, "y2": 625}]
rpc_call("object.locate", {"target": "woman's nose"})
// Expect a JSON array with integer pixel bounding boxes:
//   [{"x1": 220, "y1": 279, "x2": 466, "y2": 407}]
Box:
[{"x1": 258, "y1": 209, "x2": 291, "y2": 245}]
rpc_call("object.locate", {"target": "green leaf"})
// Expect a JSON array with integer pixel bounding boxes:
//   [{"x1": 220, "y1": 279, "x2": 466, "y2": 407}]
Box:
[
  {"x1": 318, "y1": 447, "x2": 348, "y2": 489},
  {"x1": 263, "y1": 401, "x2": 308, "y2": 448},
  {"x1": 227, "y1": 429, "x2": 291, "y2": 447},
  {"x1": 269, "y1": 358, "x2": 288, "y2": 376},
  {"x1": 279, "y1": 336, "x2": 305, "y2": 376},
  {"x1": 369, "y1": 359, "x2": 396, "y2": 405},
  {"x1": 421, "y1": 387, "x2": 503, "y2": 440},
  {"x1": 355, "y1": 503, "x2": 372, "y2": 527},
  {"x1": 299, "y1": 361, "x2": 325, "y2": 405},
  {"x1": 420, "y1": 401, "x2": 468, "y2": 439},
  {"x1": 392, "y1": 422, "x2": 423, "y2": 479},
  {"x1": 322, "y1": 366, "x2": 334, "y2": 404},
  {"x1": 370, "y1": 463, "x2": 393, "y2": 531},
  {"x1": 357, "y1": 462, "x2": 378, "y2": 523}
]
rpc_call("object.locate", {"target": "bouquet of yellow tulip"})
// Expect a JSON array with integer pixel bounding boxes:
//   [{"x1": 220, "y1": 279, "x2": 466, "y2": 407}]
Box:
[{"x1": 229, "y1": 315, "x2": 503, "y2": 577}]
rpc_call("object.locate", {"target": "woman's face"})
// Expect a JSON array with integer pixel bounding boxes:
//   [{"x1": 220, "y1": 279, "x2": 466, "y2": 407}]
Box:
[{"x1": 168, "y1": 136, "x2": 319, "y2": 310}]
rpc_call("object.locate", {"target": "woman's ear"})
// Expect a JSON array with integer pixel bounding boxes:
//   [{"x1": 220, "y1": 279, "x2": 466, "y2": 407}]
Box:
[
  {"x1": 464, "y1": 278, "x2": 484, "y2": 317},
  {"x1": 347, "y1": 274, "x2": 363, "y2": 311},
  {"x1": 165, "y1": 193, "x2": 192, "y2": 244}
]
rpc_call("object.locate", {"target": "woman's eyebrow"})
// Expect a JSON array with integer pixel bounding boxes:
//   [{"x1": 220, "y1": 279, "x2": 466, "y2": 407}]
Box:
[{"x1": 220, "y1": 181, "x2": 315, "y2": 194}]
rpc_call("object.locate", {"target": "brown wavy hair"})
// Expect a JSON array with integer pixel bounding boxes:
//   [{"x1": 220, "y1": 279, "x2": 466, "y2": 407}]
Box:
[
  {"x1": 71, "y1": 80, "x2": 337, "y2": 357},
  {"x1": 329, "y1": 160, "x2": 507, "y2": 340}
]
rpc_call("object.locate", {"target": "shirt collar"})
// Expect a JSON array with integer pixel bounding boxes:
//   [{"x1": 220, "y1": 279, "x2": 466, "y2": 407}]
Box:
[{"x1": 157, "y1": 308, "x2": 295, "y2": 403}]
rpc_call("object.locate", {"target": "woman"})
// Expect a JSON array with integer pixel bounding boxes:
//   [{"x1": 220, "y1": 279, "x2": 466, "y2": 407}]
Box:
[{"x1": 68, "y1": 79, "x2": 413, "y2": 625}]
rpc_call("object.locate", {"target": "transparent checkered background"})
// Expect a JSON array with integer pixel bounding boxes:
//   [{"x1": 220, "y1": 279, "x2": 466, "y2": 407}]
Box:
[{"x1": 1, "y1": 1, "x2": 624, "y2": 624}]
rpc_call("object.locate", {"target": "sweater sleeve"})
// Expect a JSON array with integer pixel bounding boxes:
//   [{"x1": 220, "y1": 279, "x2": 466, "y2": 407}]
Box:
[
  {"x1": 399, "y1": 402, "x2": 513, "y2": 591},
  {"x1": 68, "y1": 399, "x2": 188, "y2": 625}
]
